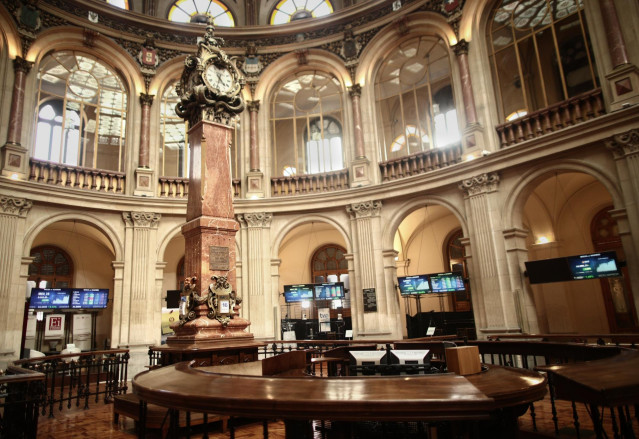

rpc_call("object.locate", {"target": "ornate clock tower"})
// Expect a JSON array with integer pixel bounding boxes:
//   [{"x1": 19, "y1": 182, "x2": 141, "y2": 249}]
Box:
[{"x1": 169, "y1": 20, "x2": 251, "y2": 341}]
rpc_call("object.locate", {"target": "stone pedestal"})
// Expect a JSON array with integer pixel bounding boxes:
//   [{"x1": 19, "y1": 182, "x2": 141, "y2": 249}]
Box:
[{"x1": 605, "y1": 64, "x2": 639, "y2": 112}]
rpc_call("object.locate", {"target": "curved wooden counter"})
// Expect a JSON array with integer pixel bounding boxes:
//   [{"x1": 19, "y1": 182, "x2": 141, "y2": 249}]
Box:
[{"x1": 132, "y1": 361, "x2": 546, "y2": 423}]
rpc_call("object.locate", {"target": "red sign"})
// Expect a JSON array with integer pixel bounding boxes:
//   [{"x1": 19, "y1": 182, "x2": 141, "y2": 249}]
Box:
[{"x1": 49, "y1": 316, "x2": 63, "y2": 331}]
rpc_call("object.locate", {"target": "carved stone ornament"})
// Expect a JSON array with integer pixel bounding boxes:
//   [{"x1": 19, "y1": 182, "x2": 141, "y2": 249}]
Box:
[
  {"x1": 459, "y1": 172, "x2": 500, "y2": 196},
  {"x1": 122, "y1": 211, "x2": 161, "y2": 228},
  {"x1": 237, "y1": 212, "x2": 273, "y2": 227},
  {"x1": 175, "y1": 18, "x2": 245, "y2": 127},
  {"x1": 347, "y1": 200, "x2": 382, "y2": 218},
  {"x1": 179, "y1": 275, "x2": 242, "y2": 327},
  {"x1": 605, "y1": 129, "x2": 639, "y2": 158},
  {"x1": 0, "y1": 196, "x2": 33, "y2": 217}
]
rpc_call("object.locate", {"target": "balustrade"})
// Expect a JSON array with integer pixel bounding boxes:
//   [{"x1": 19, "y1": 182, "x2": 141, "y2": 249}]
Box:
[
  {"x1": 271, "y1": 169, "x2": 349, "y2": 196},
  {"x1": 496, "y1": 88, "x2": 605, "y2": 148},
  {"x1": 157, "y1": 177, "x2": 188, "y2": 198},
  {"x1": 379, "y1": 143, "x2": 463, "y2": 182},
  {"x1": 28, "y1": 159, "x2": 124, "y2": 194}
]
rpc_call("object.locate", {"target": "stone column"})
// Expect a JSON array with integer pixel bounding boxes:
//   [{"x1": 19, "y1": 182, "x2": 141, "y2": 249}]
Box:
[
  {"x1": 606, "y1": 130, "x2": 639, "y2": 310},
  {"x1": 110, "y1": 261, "x2": 125, "y2": 348},
  {"x1": 1, "y1": 57, "x2": 33, "y2": 179},
  {"x1": 599, "y1": 1, "x2": 639, "y2": 110},
  {"x1": 121, "y1": 212, "x2": 161, "y2": 346},
  {"x1": 348, "y1": 84, "x2": 371, "y2": 187},
  {"x1": 237, "y1": 212, "x2": 273, "y2": 337},
  {"x1": 246, "y1": 101, "x2": 264, "y2": 198},
  {"x1": 0, "y1": 196, "x2": 33, "y2": 364},
  {"x1": 459, "y1": 173, "x2": 520, "y2": 337},
  {"x1": 134, "y1": 93, "x2": 155, "y2": 196},
  {"x1": 452, "y1": 40, "x2": 485, "y2": 154},
  {"x1": 344, "y1": 253, "x2": 359, "y2": 332}
]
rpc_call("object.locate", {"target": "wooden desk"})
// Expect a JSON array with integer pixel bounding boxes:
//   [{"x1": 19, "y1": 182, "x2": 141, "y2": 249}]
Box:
[
  {"x1": 132, "y1": 359, "x2": 546, "y2": 438},
  {"x1": 149, "y1": 339, "x2": 264, "y2": 367},
  {"x1": 536, "y1": 350, "x2": 639, "y2": 438}
]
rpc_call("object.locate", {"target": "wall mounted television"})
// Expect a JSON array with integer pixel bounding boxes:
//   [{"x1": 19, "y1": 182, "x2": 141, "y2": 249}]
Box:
[
  {"x1": 314, "y1": 282, "x2": 345, "y2": 300},
  {"x1": 428, "y1": 272, "x2": 466, "y2": 293},
  {"x1": 70, "y1": 289, "x2": 109, "y2": 309},
  {"x1": 397, "y1": 275, "x2": 431, "y2": 295},
  {"x1": 525, "y1": 251, "x2": 621, "y2": 284},
  {"x1": 283, "y1": 284, "x2": 315, "y2": 303},
  {"x1": 29, "y1": 288, "x2": 71, "y2": 309}
]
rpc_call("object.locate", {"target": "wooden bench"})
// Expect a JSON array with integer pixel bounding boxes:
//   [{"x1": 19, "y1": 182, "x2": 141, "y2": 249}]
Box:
[{"x1": 113, "y1": 393, "x2": 228, "y2": 435}]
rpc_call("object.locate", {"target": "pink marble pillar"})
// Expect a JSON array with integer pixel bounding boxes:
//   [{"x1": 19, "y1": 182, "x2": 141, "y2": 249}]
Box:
[
  {"x1": 247, "y1": 100, "x2": 260, "y2": 171},
  {"x1": 599, "y1": 0, "x2": 629, "y2": 68},
  {"x1": 6, "y1": 57, "x2": 33, "y2": 146},
  {"x1": 453, "y1": 40, "x2": 478, "y2": 126},
  {"x1": 138, "y1": 93, "x2": 154, "y2": 168},
  {"x1": 348, "y1": 84, "x2": 366, "y2": 159}
]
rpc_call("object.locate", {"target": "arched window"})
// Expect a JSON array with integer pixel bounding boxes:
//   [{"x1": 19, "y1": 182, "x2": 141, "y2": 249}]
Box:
[
  {"x1": 271, "y1": 71, "x2": 344, "y2": 177},
  {"x1": 270, "y1": 0, "x2": 333, "y2": 25},
  {"x1": 28, "y1": 246, "x2": 74, "y2": 288},
  {"x1": 311, "y1": 244, "x2": 348, "y2": 285},
  {"x1": 487, "y1": 0, "x2": 598, "y2": 121},
  {"x1": 375, "y1": 35, "x2": 460, "y2": 162},
  {"x1": 34, "y1": 52, "x2": 127, "y2": 172},
  {"x1": 168, "y1": 0, "x2": 235, "y2": 26},
  {"x1": 104, "y1": 0, "x2": 128, "y2": 9}
]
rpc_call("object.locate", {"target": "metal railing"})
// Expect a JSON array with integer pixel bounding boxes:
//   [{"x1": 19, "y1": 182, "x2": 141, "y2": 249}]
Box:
[{"x1": 0, "y1": 366, "x2": 46, "y2": 439}]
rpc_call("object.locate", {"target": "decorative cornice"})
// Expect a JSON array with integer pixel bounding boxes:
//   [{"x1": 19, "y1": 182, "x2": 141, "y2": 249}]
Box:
[
  {"x1": 459, "y1": 172, "x2": 500, "y2": 196},
  {"x1": 237, "y1": 212, "x2": 272, "y2": 227},
  {"x1": 346, "y1": 200, "x2": 382, "y2": 218},
  {"x1": 0, "y1": 196, "x2": 33, "y2": 217},
  {"x1": 122, "y1": 211, "x2": 161, "y2": 228},
  {"x1": 605, "y1": 129, "x2": 639, "y2": 158},
  {"x1": 139, "y1": 93, "x2": 155, "y2": 106}
]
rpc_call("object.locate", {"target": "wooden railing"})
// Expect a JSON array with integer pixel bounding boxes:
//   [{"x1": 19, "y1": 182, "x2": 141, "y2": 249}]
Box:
[
  {"x1": 0, "y1": 366, "x2": 45, "y2": 439},
  {"x1": 496, "y1": 88, "x2": 605, "y2": 148},
  {"x1": 157, "y1": 178, "x2": 241, "y2": 199},
  {"x1": 379, "y1": 143, "x2": 463, "y2": 182},
  {"x1": 13, "y1": 349, "x2": 129, "y2": 418},
  {"x1": 271, "y1": 169, "x2": 349, "y2": 196},
  {"x1": 28, "y1": 158, "x2": 125, "y2": 194}
]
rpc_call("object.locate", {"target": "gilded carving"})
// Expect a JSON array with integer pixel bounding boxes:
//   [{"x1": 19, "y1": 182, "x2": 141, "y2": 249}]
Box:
[
  {"x1": 459, "y1": 172, "x2": 500, "y2": 196},
  {"x1": 0, "y1": 196, "x2": 33, "y2": 217},
  {"x1": 605, "y1": 129, "x2": 639, "y2": 158},
  {"x1": 347, "y1": 200, "x2": 382, "y2": 218},
  {"x1": 179, "y1": 275, "x2": 242, "y2": 327},
  {"x1": 122, "y1": 212, "x2": 161, "y2": 227}
]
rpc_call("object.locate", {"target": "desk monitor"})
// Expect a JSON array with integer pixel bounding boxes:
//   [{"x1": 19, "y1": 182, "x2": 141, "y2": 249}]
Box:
[
  {"x1": 567, "y1": 251, "x2": 621, "y2": 280},
  {"x1": 391, "y1": 349, "x2": 431, "y2": 365},
  {"x1": 397, "y1": 275, "x2": 431, "y2": 295},
  {"x1": 283, "y1": 284, "x2": 315, "y2": 303},
  {"x1": 314, "y1": 282, "x2": 345, "y2": 300},
  {"x1": 429, "y1": 272, "x2": 465, "y2": 293},
  {"x1": 70, "y1": 289, "x2": 109, "y2": 309},
  {"x1": 29, "y1": 288, "x2": 71, "y2": 309}
]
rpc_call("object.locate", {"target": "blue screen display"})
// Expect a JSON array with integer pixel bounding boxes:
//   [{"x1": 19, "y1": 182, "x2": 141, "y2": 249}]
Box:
[
  {"x1": 29, "y1": 289, "x2": 71, "y2": 309},
  {"x1": 567, "y1": 252, "x2": 621, "y2": 280},
  {"x1": 314, "y1": 282, "x2": 344, "y2": 300},
  {"x1": 398, "y1": 275, "x2": 431, "y2": 295},
  {"x1": 284, "y1": 284, "x2": 315, "y2": 303},
  {"x1": 70, "y1": 289, "x2": 109, "y2": 309},
  {"x1": 429, "y1": 272, "x2": 465, "y2": 293}
]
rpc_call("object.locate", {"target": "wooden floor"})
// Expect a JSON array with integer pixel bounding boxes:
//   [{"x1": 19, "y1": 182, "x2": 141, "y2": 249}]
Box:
[{"x1": 36, "y1": 391, "x2": 638, "y2": 438}]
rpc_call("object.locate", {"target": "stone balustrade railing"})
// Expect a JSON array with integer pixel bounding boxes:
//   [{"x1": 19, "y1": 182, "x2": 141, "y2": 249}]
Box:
[
  {"x1": 157, "y1": 177, "x2": 188, "y2": 198},
  {"x1": 29, "y1": 158, "x2": 125, "y2": 194},
  {"x1": 379, "y1": 143, "x2": 463, "y2": 182},
  {"x1": 271, "y1": 169, "x2": 349, "y2": 196},
  {"x1": 496, "y1": 88, "x2": 605, "y2": 148}
]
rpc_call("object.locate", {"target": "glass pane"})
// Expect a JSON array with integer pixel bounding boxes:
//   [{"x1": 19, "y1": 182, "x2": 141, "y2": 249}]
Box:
[
  {"x1": 555, "y1": 14, "x2": 594, "y2": 97},
  {"x1": 535, "y1": 28, "x2": 563, "y2": 106},
  {"x1": 273, "y1": 119, "x2": 295, "y2": 175},
  {"x1": 517, "y1": 36, "x2": 545, "y2": 110},
  {"x1": 493, "y1": 45, "x2": 524, "y2": 119}
]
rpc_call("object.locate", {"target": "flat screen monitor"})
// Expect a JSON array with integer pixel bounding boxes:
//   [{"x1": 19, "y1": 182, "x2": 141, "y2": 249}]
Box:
[
  {"x1": 567, "y1": 251, "x2": 621, "y2": 280},
  {"x1": 283, "y1": 284, "x2": 315, "y2": 303},
  {"x1": 314, "y1": 282, "x2": 345, "y2": 300},
  {"x1": 525, "y1": 257, "x2": 571, "y2": 284},
  {"x1": 429, "y1": 272, "x2": 465, "y2": 293},
  {"x1": 70, "y1": 289, "x2": 109, "y2": 309},
  {"x1": 397, "y1": 275, "x2": 431, "y2": 295},
  {"x1": 29, "y1": 288, "x2": 71, "y2": 309}
]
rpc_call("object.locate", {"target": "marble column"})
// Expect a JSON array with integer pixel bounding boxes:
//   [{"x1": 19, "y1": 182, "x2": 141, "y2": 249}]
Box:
[
  {"x1": 110, "y1": 261, "x2": 125, "y2": 348},
  {"x1": 248, "y1": 100, "x2": 260, "y2": 172},
  {"x1": 459, "y1": 173, "x2": 520, "y2": 337},
  {"x1": 237, "y1": 212, "x2": 273, "y2": 337},
  {"x1": 0, "y1": 196, "x2": 33, "y2": 364},
  {"x1": 599, "y1": 0, "x2": 629, "y2": 68},
  {"x1": 452, "y1": 40, "x2": 485, "y2": 153},
  {"x1": 348, "y1": 85, "x2": 366, "y2": 159},
  {"x1": 121, "y1": 212, "x2": 161, "y2": 345},
  {"x1": 134, "y1": 94, "x2": 155, "y2": 196},
  {"x1": 1, "y1": 57, "x2": 33, "y2": 178}
]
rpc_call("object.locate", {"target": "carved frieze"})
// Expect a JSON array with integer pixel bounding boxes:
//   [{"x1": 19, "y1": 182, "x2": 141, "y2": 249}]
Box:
[
  {"x1": 605, "y1": 129, "x2": 639, "y2": 158},
  {"x1": 459, "y1": 172, "x2": 500, "y2": 196},
  {"x1": 122, "y1": 212, "x2": 161, "y2": 228},
  {"x1": 347, "y1": 200, "x2": 382, "y2": 219},
  {"x1": 237, "y1": 212, "x2": 273, "y2": 227},
  {"x1": 0, "y1": 196, "x2": 33, "y2": 217}
]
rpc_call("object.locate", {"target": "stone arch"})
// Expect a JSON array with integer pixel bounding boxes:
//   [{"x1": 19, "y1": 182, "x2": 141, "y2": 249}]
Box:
[
  {"x1": 157, "y1": 223, "x2": 186, "y2": 262},
  {"x1": 0, "y1": 5, "x2": 21, "y2": 59}
]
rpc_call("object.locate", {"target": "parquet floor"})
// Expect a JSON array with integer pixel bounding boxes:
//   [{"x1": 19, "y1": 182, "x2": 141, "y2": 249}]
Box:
[{"x1": 35, "y1": 391, "x2": 638, "y2": 438}]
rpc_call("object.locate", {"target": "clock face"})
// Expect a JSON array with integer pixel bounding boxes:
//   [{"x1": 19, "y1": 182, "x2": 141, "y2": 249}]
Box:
[{"x1": 205, "y1": 64, "x2": 233, "y2": 93}]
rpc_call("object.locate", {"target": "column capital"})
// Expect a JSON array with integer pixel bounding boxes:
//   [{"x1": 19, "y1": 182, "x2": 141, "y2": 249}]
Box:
[
  {"x1": 0, "y1": 196, "x2": 32, "y2": 217},
  {"x1": 247, "y1": 100, "x2": 261, "y2": 112},
  {"x1": 348, "y1": 83, "x2": 362, "y2": 98},
  {"x1": 13, "y1": 56, "x2": 33, "y2": 74},
  {"x1": 139, "y1": 93, "x2": 155, "y2": 106},
  {"x1": 346, "y1": 200, "x2": 382, "y2": 219},
  {"x1": 459, "y1": 172, "x2": 500, "y2": 196},
  {"x1": 605, "y1": 129, "x2": 639, "y2": 158},
  {"x1": 122, "y1": 211, "x2": 161, "y2": 228},
  {"x1": 452, "y1": 39, "x2": 469, "y2": 57},
  {"x1": 237, "y1": 212, "x2": 272, "y2": 227}
]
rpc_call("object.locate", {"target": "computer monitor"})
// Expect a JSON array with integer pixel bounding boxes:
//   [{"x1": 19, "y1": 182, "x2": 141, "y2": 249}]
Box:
[
  {"x1": 70, "y1": 289, "x2": 109, "y2": 309},
  {"x1": 567, "y1": 251, "x2": 621, "y2": 280},
  {"x1": 29, "y1": 288, "x2": 71, "y2": 309},
  {"x1": 314, "y1": 282, "x2": 345, "y2": 300},
  {"x1": 283, "y1": 284, "x2": 315, "y2": 303},
  {"x1": 428, "y1": 272, "x2": 465, "y2": 293},
  {"x1": 397, "y1": 275, "x2": 431, "y2": 295}
]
